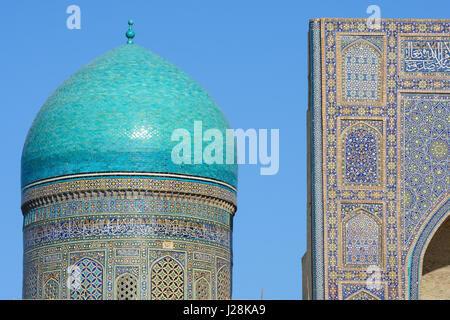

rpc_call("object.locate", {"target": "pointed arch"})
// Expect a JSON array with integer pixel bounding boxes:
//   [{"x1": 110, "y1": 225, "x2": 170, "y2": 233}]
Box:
[
  {"x1": 23, "y1": 261, "x2": 38, "y2": 299},
  {"x1": 69, "y1": 257, "x2": 103, "y2": 300},
  {"x1": 341, "y1": 208, "x2": 383, "y2": 268},
  {"x1": 115, "y1": 273, "x2": 138, "y2": 300},
  {"x1": 150, "y1": 256, "x2": 184, "y2": 300},
  {"x1": 341, "y1": 121, "x2": 382, "y2": 138},
  {"x1": 338, "y1": 38, "x2": 385, "y2": 105},
  {"x1": 194, "y1": 277, "x2": 211, "y2": 300},
  {"x1": 43, "y1": 279, "x2": 59, "y2": 300},
  {"x1": 217, "y1": 265, "x2": 231, "y2": 300},
  {"x1": 420, "y1": 216, "x2": 450, "y2": 299},
  {"x1": 408, "y1": 197, "x2": 450, "y2": 299},
  {"x1": 340, "y1": 121, "x2": 384, "y2": 188},
  {"x1": 342, "y1": 38, "x2": 382, "y2": 56}
]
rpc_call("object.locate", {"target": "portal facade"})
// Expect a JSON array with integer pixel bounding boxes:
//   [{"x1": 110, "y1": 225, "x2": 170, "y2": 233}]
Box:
[{"x1": 303, "y1": 18, "x2": 449, "y2": 300}]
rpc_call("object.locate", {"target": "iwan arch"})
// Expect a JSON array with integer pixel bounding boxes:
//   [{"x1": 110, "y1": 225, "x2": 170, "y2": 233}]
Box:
[{"x1": 303, "y1": 18, "x2": 449, "y2": 300}]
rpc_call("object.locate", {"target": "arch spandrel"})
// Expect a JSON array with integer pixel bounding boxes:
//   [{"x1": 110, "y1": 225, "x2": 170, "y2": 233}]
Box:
[{"x1": 407, "y1": 198, "x2": 450, "y2": 299}]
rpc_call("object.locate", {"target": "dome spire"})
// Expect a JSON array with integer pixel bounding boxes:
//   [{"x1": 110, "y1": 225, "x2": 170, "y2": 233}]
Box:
[{"x1": 126, "y1": 20, "x2": 135, "y2": 44}]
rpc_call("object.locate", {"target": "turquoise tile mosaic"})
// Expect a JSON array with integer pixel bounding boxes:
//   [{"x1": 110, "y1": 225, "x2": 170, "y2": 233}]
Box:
[{"x1": 21, "y1": 43, "x2": 237, "y2": 188}]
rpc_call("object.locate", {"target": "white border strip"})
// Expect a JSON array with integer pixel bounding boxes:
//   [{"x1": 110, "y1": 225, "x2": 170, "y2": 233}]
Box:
[{"x1": 311, "y1": 20, "x2": 325, "y2": 300}]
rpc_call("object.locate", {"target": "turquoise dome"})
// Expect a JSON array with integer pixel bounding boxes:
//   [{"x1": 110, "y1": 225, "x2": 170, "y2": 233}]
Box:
[{"x1": 21, "y1": 44, "x2": 237, "y2": 188}]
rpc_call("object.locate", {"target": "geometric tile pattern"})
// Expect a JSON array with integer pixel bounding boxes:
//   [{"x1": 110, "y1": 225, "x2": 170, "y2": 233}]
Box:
[
  {"x1": 150, "y1": 256, "x2": 184, "y2": 300},
  {"x1": 115, "y1": 266, "x2": 140, "y2": 278},
  {"x1": 194, "y1": 269, "x2": 211, "y2": 300},
  {"x1": 194, "y1": 278, "x2": 210, "y2": 300},
  {"x1": 340, "y1": 202, "x2": 384, "y2": 218},
  {"x1": 43, "y1": 279, "x2": 59, "y2": 300},
  {"x1": 69, "y1": 258, "x2": 103, "y2": 300},
  {"x1": 340, "y1": 121, "x2": 383, "y2": 188},
  {"x1": 116, "y1": 273, "x2": 138, "y2": 300},
  {"x1": 23, "y1": 238, "x2": 231, "y2": 300},
  {"x1": 400, "y1": 93, "x2": 449, "y2": 245},
  {"x1": 340, "y1": 282, "x2": 386, "y2": 300},
  {"x1": 216, "y1": 265, "x2": 231, "y2": 300},
  {"x1": 23, "y1": 262, "x2": 38, "y2": 300},
  {"x1": 347, "y1": 290, "x2": 379, "y2": 300},
  {"x1": 22, "y1": 174, "x2": 235, "y2": 300},
  {"x1": 338, "y1": 35, "x2": 385, "y2": 105}
]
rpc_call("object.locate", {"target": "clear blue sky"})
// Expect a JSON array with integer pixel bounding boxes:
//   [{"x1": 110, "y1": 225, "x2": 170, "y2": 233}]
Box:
[{"x1": 0, "y1": 0, "x2": 448, "y2": 300}]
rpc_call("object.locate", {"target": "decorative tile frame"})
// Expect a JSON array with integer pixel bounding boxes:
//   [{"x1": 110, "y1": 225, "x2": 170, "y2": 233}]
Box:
[
  {"x1": 336, "y1": 33, "x2": 387, "y2": 106},
  {"x1": 148, "y1": 249, "x2": 187, "y2": 300},
  {"x1": 67, "y1": 250, "x2": 106, "y2": 300},
  {"x1": 23, "y1": 236, "x2": 231, "y2": 300},
  {"x1": 216, "y1": 257, "x2": 231, "y2": 300},
  {"x1": 337, "y1": 117, "x2": 386, "y2": 190}
]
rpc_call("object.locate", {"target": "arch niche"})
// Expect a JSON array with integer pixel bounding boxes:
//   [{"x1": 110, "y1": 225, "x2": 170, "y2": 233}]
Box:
[
  {"x1": 408, "y1": 198, "x2": 449, "y2": 300},
  {"x1": 420, "y1": 215, "x2": 450, "y2": 300}
]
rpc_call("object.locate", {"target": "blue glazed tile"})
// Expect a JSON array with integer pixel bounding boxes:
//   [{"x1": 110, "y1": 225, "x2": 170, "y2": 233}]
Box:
[{"x1": 21, "y1": 44, "x2": 237, "y2": 188}]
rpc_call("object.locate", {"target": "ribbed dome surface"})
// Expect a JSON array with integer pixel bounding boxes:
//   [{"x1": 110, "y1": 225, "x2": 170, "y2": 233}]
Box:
[{"x1": 21, "y1": 44, "x2": 237, "y2": 188}]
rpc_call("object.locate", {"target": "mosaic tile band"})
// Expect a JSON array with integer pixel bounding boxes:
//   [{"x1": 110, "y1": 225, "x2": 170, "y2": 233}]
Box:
[{"x1": 22, "y1": 174, "x2": 237, "y2": 210}]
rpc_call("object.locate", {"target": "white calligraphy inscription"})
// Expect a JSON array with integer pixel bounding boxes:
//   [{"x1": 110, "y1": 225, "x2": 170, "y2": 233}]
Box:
[{"x1": 403, "y1": 38, "x2": 450, "y2": 73}]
